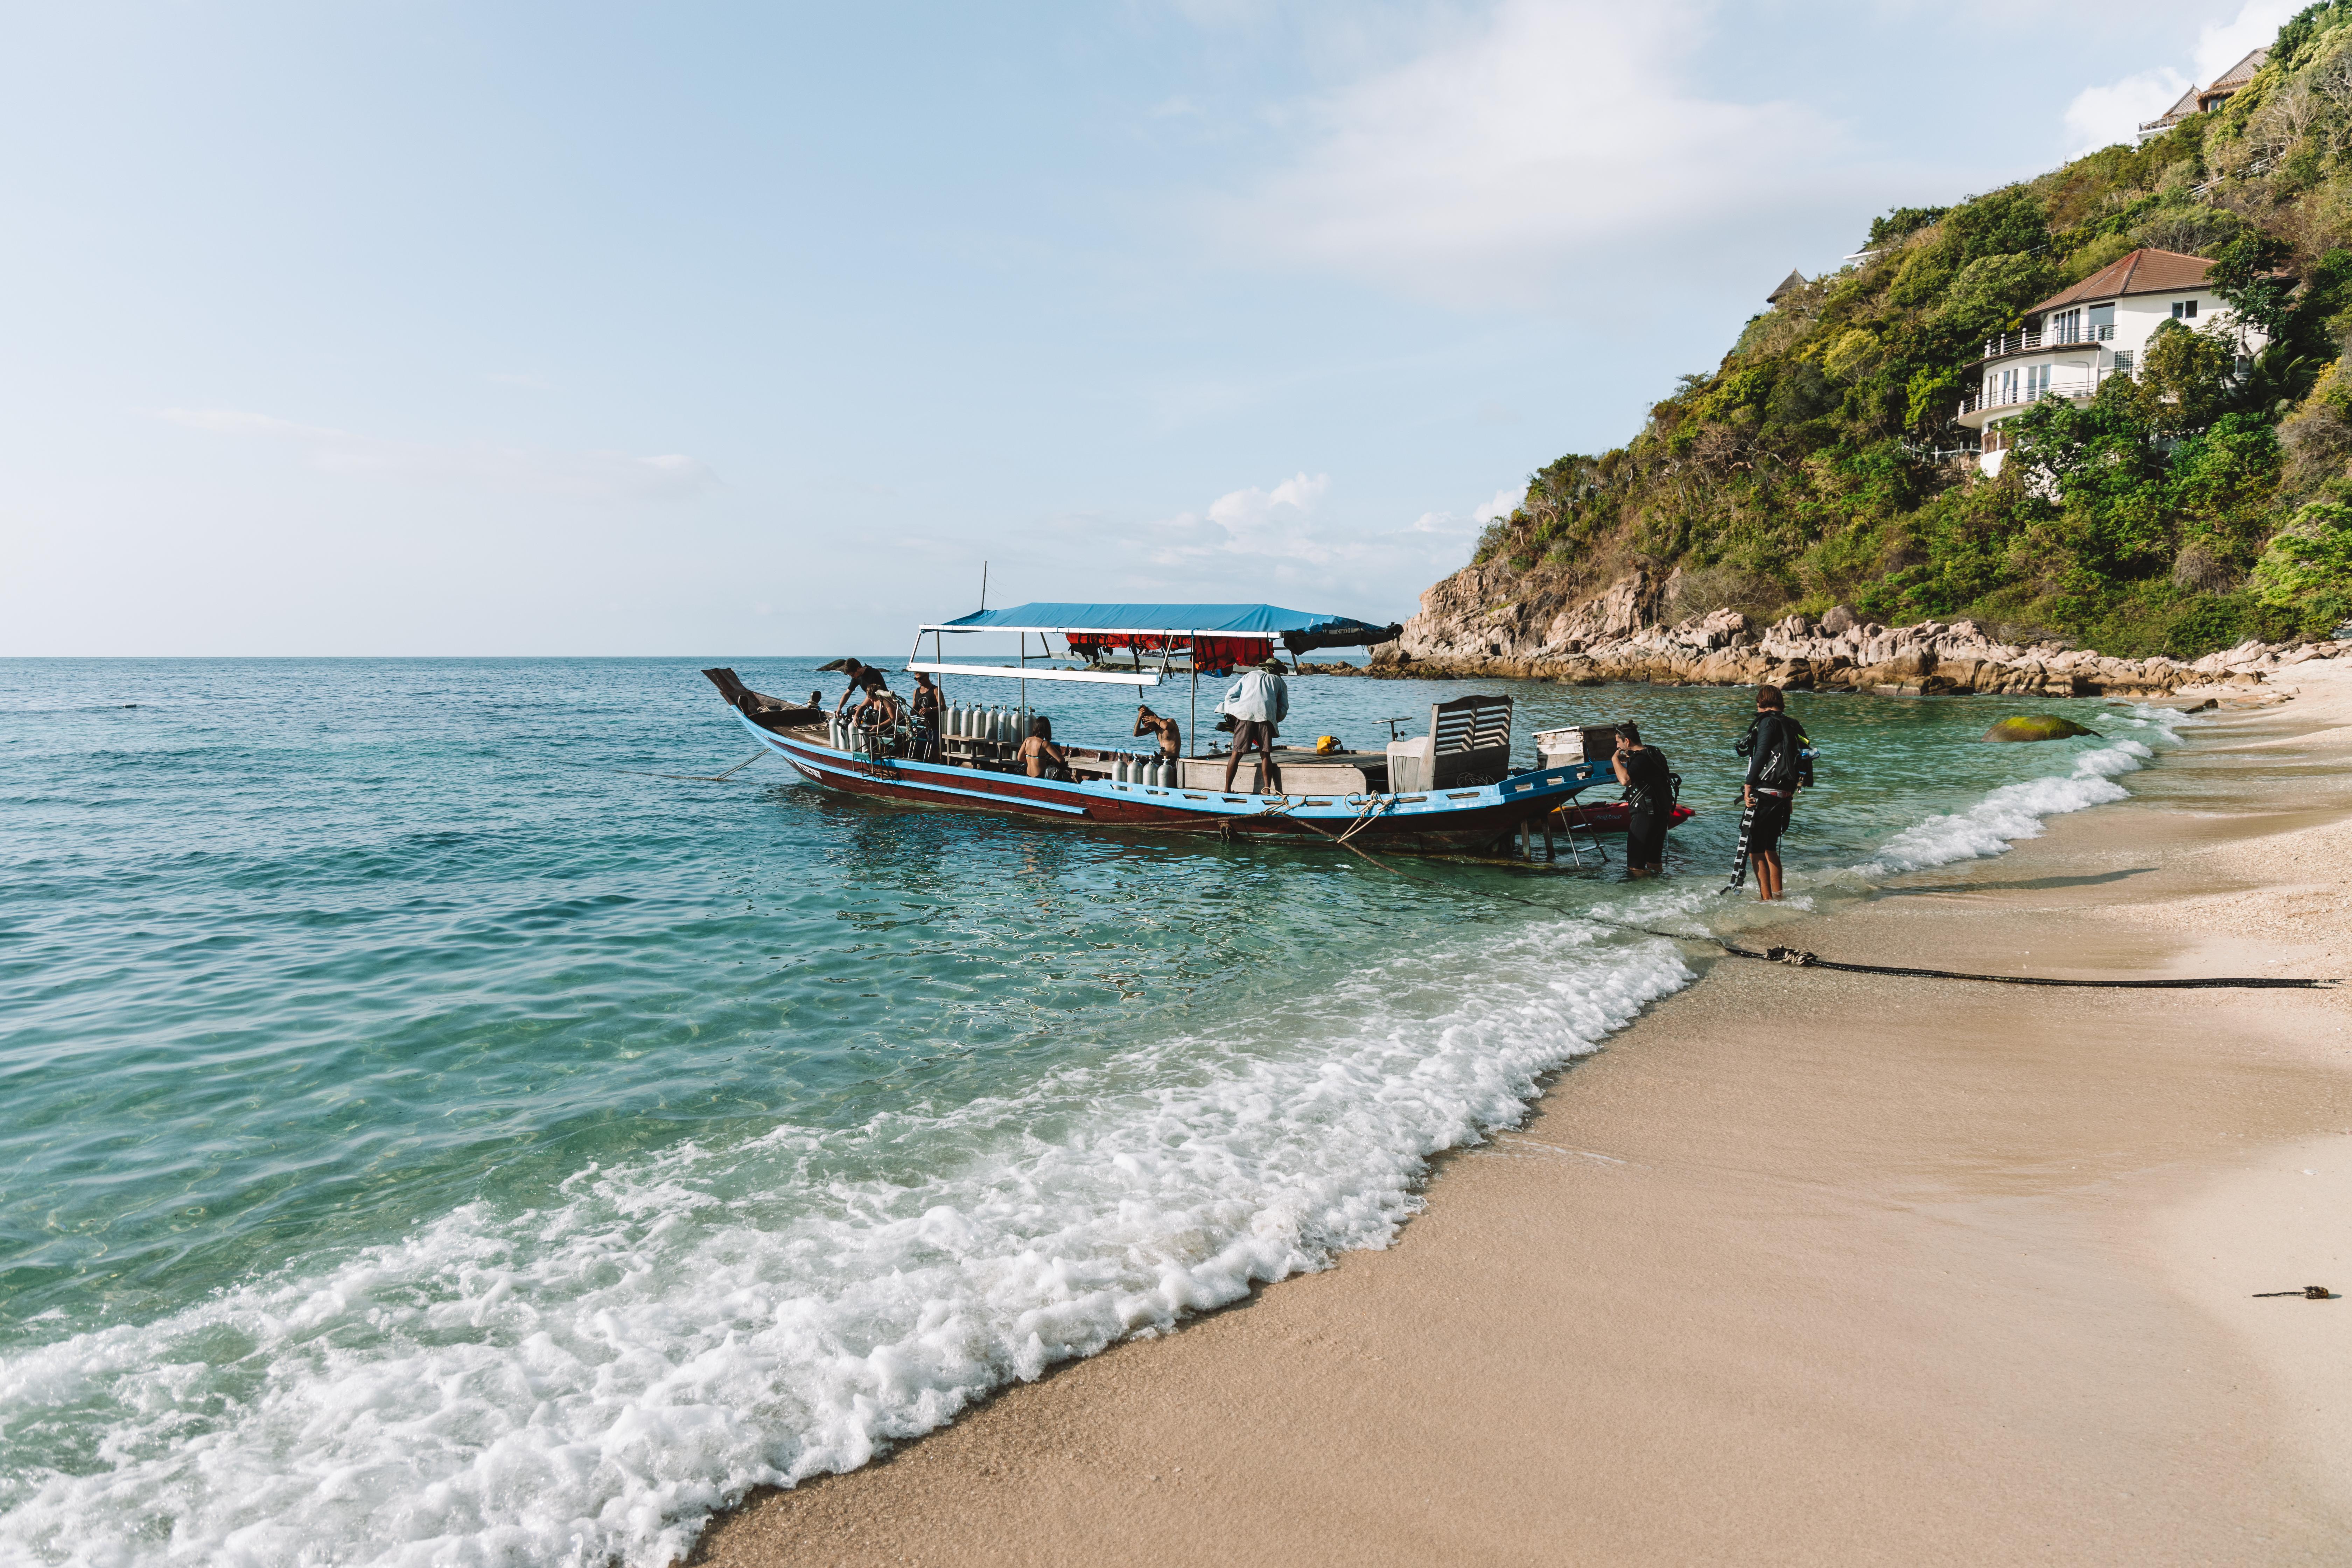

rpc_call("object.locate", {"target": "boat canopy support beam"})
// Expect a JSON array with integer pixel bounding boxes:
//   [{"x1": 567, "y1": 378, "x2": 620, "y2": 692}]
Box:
[{"x1": 904, "y1": 662, "x2": 1164, "y2": 687}]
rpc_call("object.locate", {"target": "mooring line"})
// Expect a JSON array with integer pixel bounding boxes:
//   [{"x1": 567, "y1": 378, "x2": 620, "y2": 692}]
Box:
[{"x1": 1265, "y1": 806, "x2": 2337, "y2": 991}]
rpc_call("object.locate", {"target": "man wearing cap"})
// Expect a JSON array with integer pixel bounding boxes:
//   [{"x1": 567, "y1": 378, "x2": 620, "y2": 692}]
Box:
[{"x1": 1219, "y1": 656, "x2": 1290, "y2": 793}]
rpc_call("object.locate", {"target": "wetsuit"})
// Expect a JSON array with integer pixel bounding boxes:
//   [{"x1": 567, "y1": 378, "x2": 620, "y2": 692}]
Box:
[
  {"x1": 1618, "y1": 745, "x2": 1674, "y2": 871},
  {"x1": 1727, "y1": 712, "x2": 1811, "y2": 887},
  {"x1": 911, "y1": 683, "x2": 943, "y2": 760}
]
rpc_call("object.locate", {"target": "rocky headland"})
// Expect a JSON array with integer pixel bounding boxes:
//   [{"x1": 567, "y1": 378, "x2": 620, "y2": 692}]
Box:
[{"x1": 1306, "y1": 566, "x2": 2348, "y2": 696}]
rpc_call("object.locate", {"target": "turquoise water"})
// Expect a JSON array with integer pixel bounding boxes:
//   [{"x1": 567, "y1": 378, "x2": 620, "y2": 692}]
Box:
[{"x1": 0, "y1": 658, "x2": 2180, "y2": 1565}]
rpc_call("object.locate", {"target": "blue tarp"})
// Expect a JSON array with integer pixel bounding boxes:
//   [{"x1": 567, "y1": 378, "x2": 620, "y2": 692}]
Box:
[{"x1": 926, "y1": 602, "x2": 1395, "y2": 644}]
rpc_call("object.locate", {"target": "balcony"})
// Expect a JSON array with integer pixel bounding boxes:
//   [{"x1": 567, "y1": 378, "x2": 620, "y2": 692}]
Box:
[
  {"x1": 1982, "y1": 323, "x2": 2115, "y2": 359},
  {"x1": 1956, "y1": 362, "x2": 2133, "y2": 426}
]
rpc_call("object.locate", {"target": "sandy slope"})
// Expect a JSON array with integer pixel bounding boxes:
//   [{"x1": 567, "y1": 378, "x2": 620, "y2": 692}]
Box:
[{"x1": 688, "y1": 665, "x2": 2352, "y2": 1568}]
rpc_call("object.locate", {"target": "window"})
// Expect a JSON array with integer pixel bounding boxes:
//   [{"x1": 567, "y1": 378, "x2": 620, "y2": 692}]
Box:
[
  {"x1": 2113, "y1": 350, "x2": 2135, "y2": 376},
  {"x1": 2026, "y1": 364, "x2": 2051, "y2": 398},
  {"x1": 2088, "y1": 302, "x2": 2114, "y2": 338},
  {"x1": 2172, "y1": 298, "x2": 2198, "y2": 319},
  {"x1": 2051, "y1": 308, "x2": 2080, "y2": 342}
]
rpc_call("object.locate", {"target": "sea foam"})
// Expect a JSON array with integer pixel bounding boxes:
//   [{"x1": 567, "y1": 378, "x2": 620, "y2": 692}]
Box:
[
  {"x1": 0, "y1": 922, "x2": 1689, "y2": 1567},
  {"x1": 0, "y1": 710, "x2": 2183, "y2": 1568}
]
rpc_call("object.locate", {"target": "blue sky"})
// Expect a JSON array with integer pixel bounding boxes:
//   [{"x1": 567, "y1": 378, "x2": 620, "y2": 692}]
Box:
[{"x1": 0, "y1": 0, "x2": 2298, "y2": 654}]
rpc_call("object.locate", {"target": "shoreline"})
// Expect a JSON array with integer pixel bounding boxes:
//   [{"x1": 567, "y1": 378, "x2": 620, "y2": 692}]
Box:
[{"x1": 687, "y1": 665, "x2": 2352, "y2": 1567}]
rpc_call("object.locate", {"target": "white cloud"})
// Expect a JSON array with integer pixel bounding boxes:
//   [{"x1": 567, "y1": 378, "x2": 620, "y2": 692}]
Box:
[
  {"x1": 2064, "y1": 0, "x2": 2300, "y2": 155},
  {"x1": 1209, "y1": 0, "x2": 1851, "y2": 307},
  {"x1": 157, "y1": 408, "x2": 716, "y2": 501},
  {"x1": 1149, "y1": 471, "x2": 1335, "y2": 565},
  {"x1": 2064, "y1": 68, "x2": 2190, "y2": 154},
  {"x1": 2196, "y1": 0, "x2": 2299, "y2": 82},
  {"x1": 1474, "y1": 485, "x2": 1523, "y2": 523}
]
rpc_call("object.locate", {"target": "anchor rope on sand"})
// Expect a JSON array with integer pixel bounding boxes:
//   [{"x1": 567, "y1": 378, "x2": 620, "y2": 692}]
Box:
[{"x1": 1262, "y1": 806, "x2": 2339, "y2": 992}]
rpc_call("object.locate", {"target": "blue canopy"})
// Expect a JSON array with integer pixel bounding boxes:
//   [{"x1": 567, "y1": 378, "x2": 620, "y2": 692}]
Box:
[{"x1": 924, "y1": 602, "x2": 1400, "y2": 650}]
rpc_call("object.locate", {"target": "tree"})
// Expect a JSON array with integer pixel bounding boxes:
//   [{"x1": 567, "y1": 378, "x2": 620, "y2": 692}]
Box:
[
  {"x1": 2133, "y1": 320, "x2": 2235, "y2": 434},
  {"x1": 2209, "y1": 231, "x2": 2296, "y2": 340}
]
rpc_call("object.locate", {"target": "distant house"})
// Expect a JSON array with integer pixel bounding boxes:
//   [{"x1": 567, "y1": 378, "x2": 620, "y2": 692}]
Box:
[
  {"x1": 1953, "y1": 247, "x2": 2266, "y2": 475},
  {"x1": 1766, "y1": 269, "x2": 1806, "y2": 305},
  {"x1": 2138, "y1": 48, "x2": 2268, "y2": 140}
]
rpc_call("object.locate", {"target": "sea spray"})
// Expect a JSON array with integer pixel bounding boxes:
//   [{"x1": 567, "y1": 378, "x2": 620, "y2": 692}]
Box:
[
  {"x1": 0, "y1": 920, "x2": 1692, "y2": 1567},
  {"x1": 0, "y1": 660, "x2": 2200, "y2": 1568}
]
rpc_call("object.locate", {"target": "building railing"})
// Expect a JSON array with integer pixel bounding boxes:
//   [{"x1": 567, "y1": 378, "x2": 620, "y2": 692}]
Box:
[
  {"x1": 1959, "y1": 360, "x2": 2134, "y2": 416},
  {"x1": 1982, "y1": 323, "x2": 2115, "y2": 358}
]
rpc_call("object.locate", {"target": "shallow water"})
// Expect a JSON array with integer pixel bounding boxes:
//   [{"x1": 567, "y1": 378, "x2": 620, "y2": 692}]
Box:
[{"x1": 0, "y1": 658, "x2": 2181, "y2": 1565}]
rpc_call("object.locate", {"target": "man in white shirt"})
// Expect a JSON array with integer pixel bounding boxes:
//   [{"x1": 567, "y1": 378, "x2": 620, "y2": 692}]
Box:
[{"x1": 1219, "y1": 657, "x2": 1290, "y2": 793}]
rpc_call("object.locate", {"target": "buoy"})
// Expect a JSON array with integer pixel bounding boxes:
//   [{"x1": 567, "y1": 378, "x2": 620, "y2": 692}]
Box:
[{"x1": 1981, "y1": 714, "x2": 2103, "y2": 743}]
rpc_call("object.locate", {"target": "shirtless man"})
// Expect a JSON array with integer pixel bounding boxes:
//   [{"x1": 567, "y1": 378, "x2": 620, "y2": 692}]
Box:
[{"x1": 1133, "y1": 705, "x2": 1182, "y2": 763}]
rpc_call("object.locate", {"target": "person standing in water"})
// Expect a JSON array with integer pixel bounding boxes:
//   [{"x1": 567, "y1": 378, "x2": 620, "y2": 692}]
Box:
[
  {"x1": 1733, "y1": 685, "x2": 1810, "y2": 901},
  {"x1": 1610, "y1": 721, "x2": 1674, "y2": 878},
  {"x1": 1219, "y1": 657, "x2": 1289, "y2": 793}
]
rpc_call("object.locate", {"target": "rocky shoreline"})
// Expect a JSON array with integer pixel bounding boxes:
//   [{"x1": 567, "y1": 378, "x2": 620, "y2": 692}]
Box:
[{"x1": 1303, "y1": 567, "x2": 2347, "y2": 696}]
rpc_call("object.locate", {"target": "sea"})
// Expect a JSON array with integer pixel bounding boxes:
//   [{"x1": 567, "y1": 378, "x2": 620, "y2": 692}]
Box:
[{"x1": 0, "y1": 657, "x2": 2182, "y2": 1566}]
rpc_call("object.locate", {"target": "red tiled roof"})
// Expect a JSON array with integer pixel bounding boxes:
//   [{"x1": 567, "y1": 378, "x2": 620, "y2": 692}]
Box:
[{"x1": 2028, "y1": 248, "x2": 2214, "y2": 314}]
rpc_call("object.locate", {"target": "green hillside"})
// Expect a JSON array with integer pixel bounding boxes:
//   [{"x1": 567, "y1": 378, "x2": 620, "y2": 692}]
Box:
[{"x1": 1470, "y1": 2, "x2": 2352, "y2": 658}]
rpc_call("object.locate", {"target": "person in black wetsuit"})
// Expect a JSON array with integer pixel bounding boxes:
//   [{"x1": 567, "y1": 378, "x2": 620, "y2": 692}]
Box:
[
  {"x1": 909, "y1": 672, "x2": 945, "y2": 761},
  {"x1": 1735, "y1": 684, "x2": 1811, "y2": 901},
  {"x1": 1610, "y1": 721, "x2": 1674, "y2": 877}
]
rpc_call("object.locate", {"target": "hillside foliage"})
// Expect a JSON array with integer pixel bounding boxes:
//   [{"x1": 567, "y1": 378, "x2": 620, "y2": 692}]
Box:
[{"x1": 1470, "y1": 3, "x2": 2352, "y2": 657}]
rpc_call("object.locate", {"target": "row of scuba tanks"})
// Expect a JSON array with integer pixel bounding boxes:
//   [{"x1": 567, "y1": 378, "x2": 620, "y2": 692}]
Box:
[
  {"x1": 827, "y1": 702, "x2": 1045, "y2": 751},
  {"x1": 946, "y1": 703, "x2": 1039, "y2": 743},
  {"x1": 1109, "y1": 754, "x2": 1175, "y2": 786}
]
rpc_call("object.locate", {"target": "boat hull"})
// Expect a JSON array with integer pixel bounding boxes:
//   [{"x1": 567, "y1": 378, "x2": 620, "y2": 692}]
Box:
[{"x1": 737, "y1": 716, "x2": 1607, "y2": 851}]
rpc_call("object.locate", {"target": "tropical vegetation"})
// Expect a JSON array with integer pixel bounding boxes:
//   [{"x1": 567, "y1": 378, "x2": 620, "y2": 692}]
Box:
[{"x1": 1469, "y1": 2, "x2": 2352, "y2": 657}]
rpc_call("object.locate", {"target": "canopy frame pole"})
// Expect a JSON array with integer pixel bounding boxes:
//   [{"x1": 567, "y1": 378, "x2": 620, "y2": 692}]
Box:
[{"x1": 1190, "y1": 664, "x2": 1198, "y2": 764}]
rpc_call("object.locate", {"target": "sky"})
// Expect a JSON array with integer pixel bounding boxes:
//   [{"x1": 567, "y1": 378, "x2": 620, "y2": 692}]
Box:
[{"x1": 0, "y1": 0, "x2": 2306, "y2": 655}]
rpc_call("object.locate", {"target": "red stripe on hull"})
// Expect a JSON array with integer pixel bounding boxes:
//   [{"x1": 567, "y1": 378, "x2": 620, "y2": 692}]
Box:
[{"x1": 757, "y1": 730, "x2": 1579, "y2": 849}]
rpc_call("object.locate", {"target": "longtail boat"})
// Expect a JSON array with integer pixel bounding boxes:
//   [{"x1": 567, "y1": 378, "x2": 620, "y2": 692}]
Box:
[{"x1": 702, "y1": 602, "x2": 1631, "y2": 853}]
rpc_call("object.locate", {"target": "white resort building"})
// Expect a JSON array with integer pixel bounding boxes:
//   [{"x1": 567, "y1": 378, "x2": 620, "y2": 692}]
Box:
[{"x1": 1954, "y1": 247, "x2": 2263, "y2": 475}]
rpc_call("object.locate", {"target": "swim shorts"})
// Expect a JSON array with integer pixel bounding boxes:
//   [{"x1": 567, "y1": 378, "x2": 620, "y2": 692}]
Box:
[{"x1": 1748, "y1": 790, "x2": 1793, "y2": 853}]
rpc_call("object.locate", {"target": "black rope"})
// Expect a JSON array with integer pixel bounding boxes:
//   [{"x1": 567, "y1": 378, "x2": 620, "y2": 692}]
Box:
[{"x1": 1263, "y1": 807, "x2": 2338, "y2": 992}]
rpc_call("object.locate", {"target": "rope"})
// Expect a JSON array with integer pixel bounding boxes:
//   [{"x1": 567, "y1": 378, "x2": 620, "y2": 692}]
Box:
[
  {"x1": 606, "y1": 749, "x2": 769, "y2": 783},
  {"x1": 1260, "y1": 805, "x2": 2338, "y2": 992}
]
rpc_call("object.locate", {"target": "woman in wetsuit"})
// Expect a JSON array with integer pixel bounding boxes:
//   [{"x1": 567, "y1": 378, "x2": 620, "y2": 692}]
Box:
[{"x1": 1611, "y1": 721, "x2": 1674, "y2": 878}]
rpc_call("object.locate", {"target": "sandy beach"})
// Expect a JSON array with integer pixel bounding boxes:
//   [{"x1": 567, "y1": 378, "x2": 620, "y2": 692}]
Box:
[{"x1": 690, "y1": 667, "x2": 2352, "y2": 1567}]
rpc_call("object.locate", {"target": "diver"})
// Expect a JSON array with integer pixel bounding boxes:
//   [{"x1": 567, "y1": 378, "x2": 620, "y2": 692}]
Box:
[
  {"x1": 827, "y1": 658, "x2": 886, "y2": 716},
  {"x1": 909, "y1": 671, "x2": 945, "y2": 761},
  {"x1": 1610, "y1": 721, "x2": 1675, "y2": 878},
  {"x1": 1728, "y1": 685, "x2": 1812, "y2": 901}
]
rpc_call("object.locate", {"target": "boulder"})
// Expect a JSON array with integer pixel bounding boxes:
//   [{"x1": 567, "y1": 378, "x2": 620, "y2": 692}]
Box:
[
  {"x1": 1820, "y1": 604, "x2": 1860, "y2": 635},
  {"x1": 1980, "y1": 714, "x2": 2103, "y2": 743}
]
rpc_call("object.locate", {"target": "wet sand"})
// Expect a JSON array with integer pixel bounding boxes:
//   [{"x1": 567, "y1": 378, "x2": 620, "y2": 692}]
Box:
[{"x1": 689, "y1": 665, "x2": 2352, "y2": 1567}]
